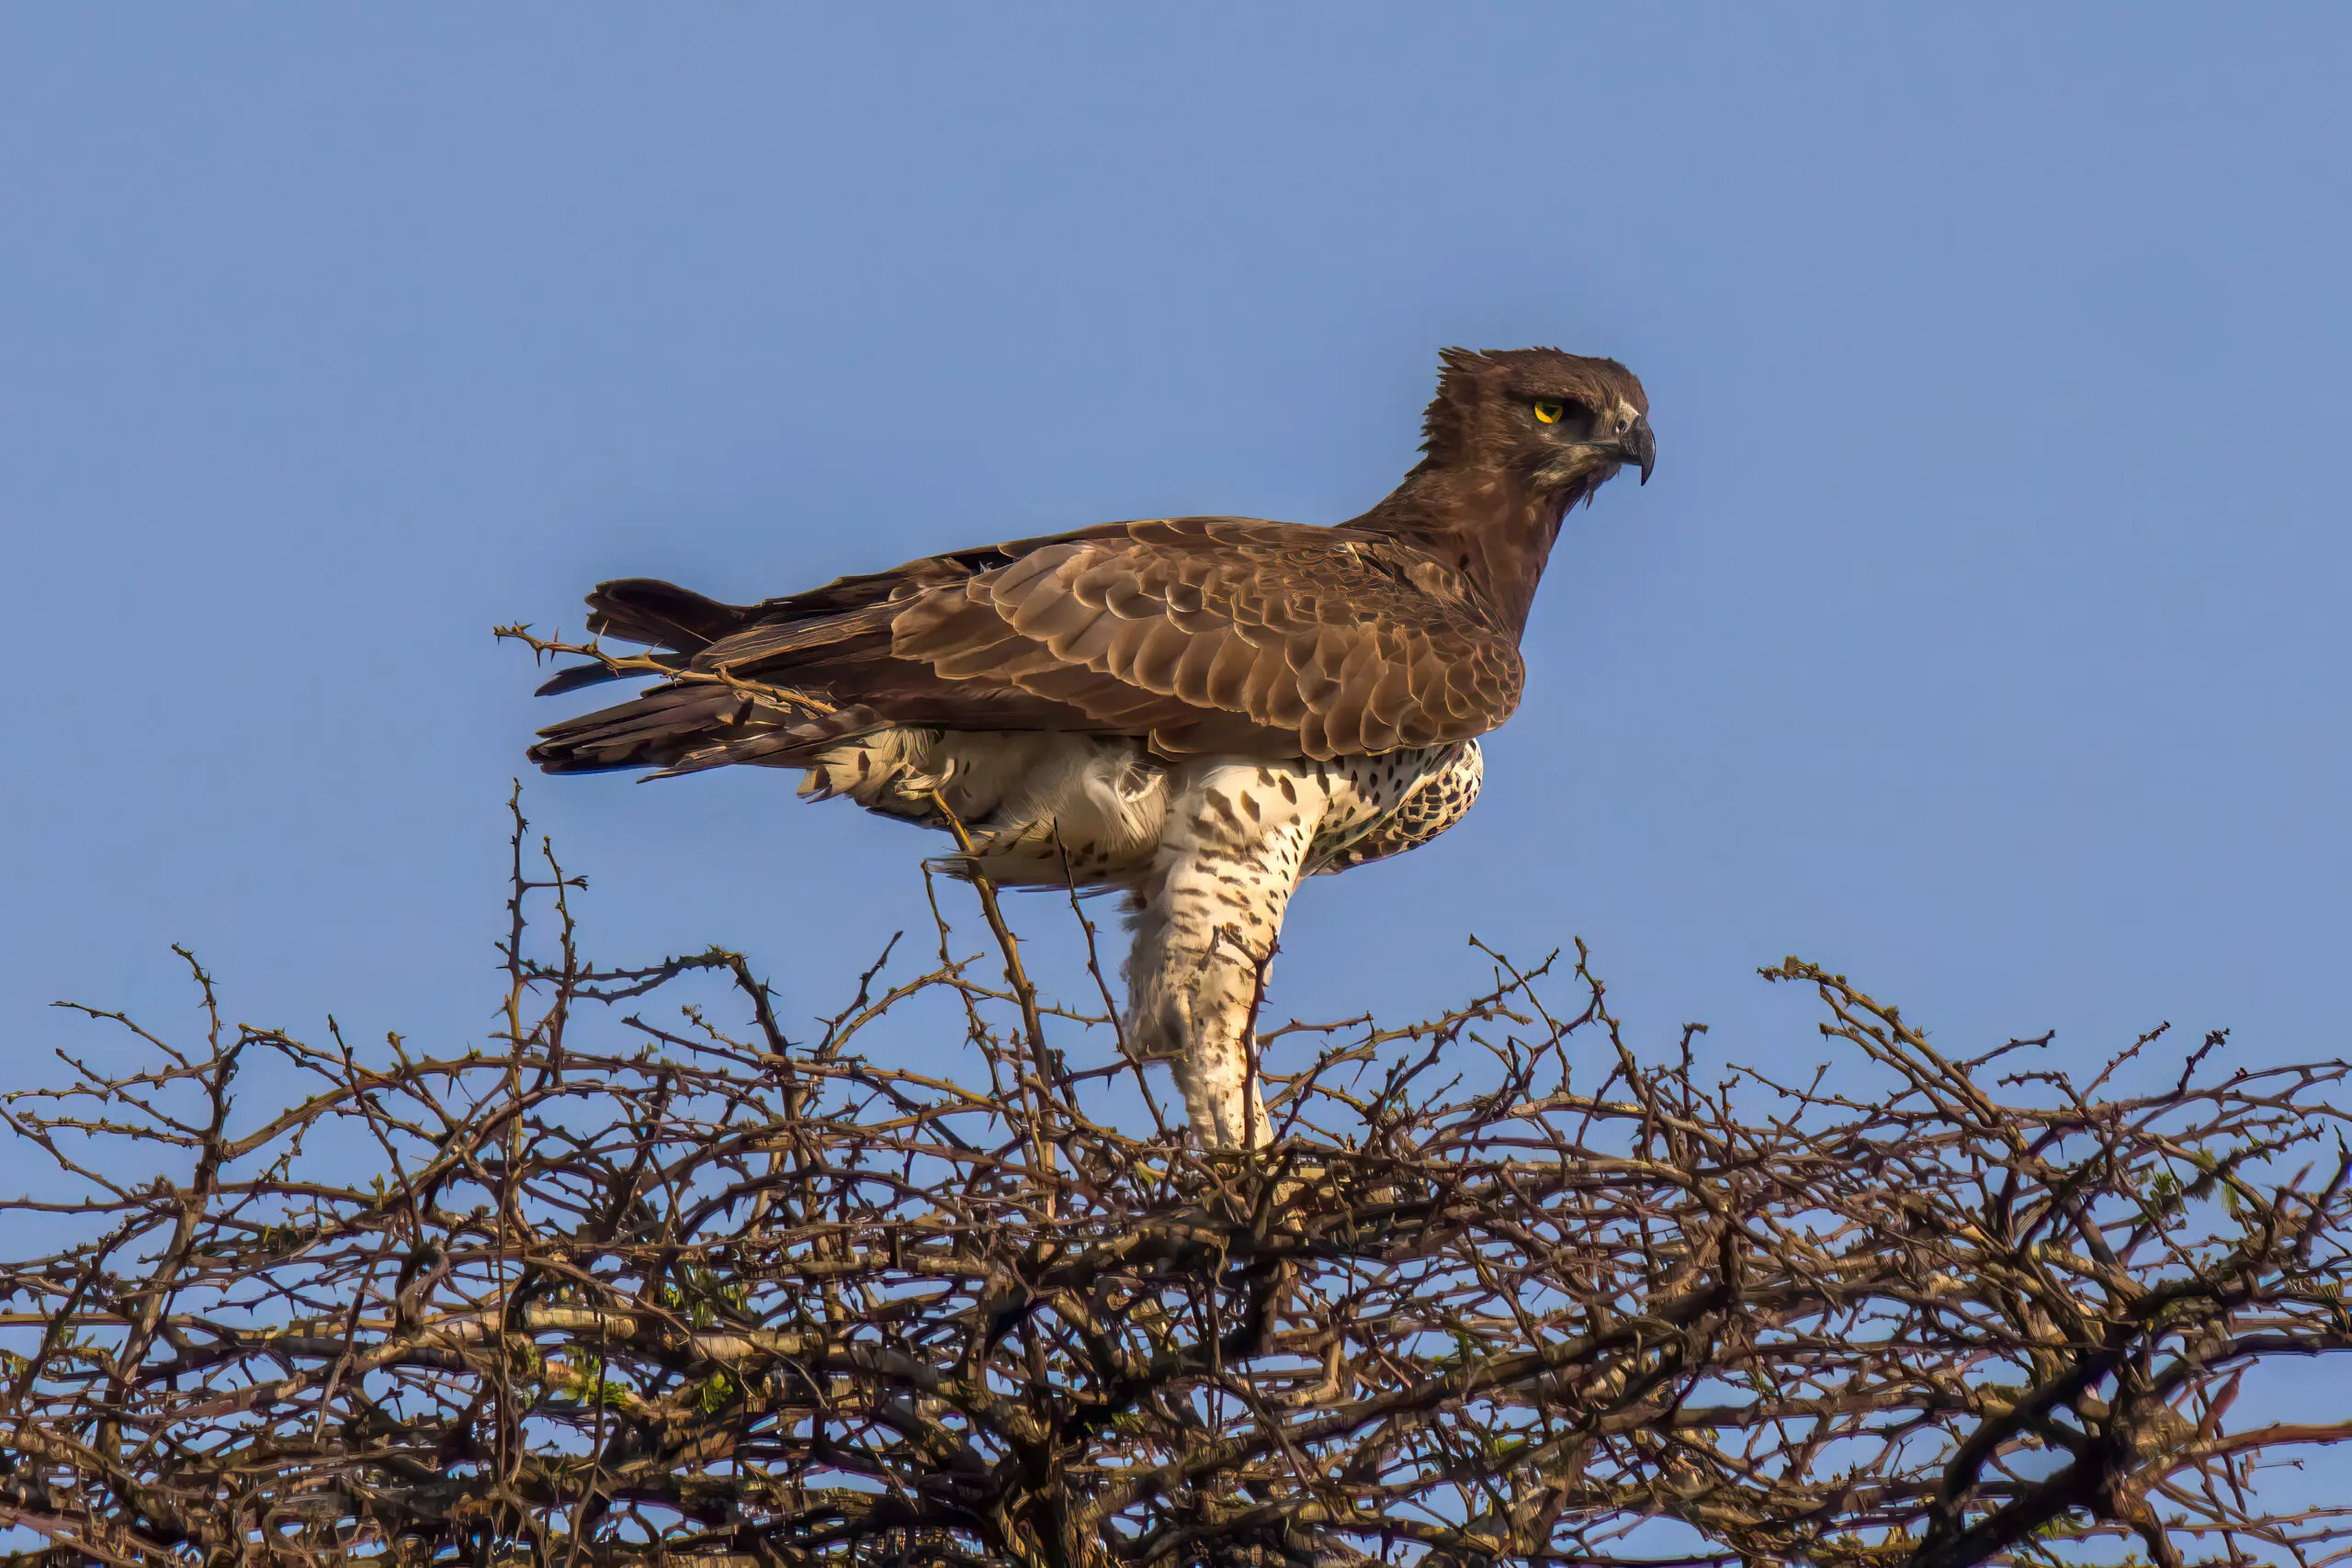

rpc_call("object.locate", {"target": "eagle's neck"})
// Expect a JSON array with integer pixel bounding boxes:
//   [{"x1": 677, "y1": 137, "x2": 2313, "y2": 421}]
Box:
[{"x1": 1348, "y1": 467, "x2": 1579, "y2": 638}]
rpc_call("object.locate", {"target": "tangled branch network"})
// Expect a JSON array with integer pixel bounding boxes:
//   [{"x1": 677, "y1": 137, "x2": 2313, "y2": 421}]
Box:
[{"x1": 3, "y1": 795, "x2": 2349, "y2": 1568}]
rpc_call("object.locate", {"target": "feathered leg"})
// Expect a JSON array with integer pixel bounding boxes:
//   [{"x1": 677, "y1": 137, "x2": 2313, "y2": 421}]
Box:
[{"x1": 1124, "y1": 761, "x2": 1335, "y2": 1149}]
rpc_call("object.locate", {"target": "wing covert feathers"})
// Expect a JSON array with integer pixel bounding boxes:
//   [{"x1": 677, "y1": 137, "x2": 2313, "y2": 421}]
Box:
[{"x1": 884, "y1": 518, "x2": 1523, "y2": 758}]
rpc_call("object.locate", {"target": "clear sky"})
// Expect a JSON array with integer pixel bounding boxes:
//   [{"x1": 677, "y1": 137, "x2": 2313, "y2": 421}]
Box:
[{"x1": 3, "y1": 0, "x2": 2346, "y2": 1389}]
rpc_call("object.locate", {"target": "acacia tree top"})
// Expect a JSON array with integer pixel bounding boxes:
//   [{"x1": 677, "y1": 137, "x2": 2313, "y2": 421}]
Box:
[{"x1": 3, "y1": 798, "x2": 2348, "y2": 1568}]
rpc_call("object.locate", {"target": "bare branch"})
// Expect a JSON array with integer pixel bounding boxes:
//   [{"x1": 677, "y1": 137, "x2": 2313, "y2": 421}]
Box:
[{"x1": 4, "y1": 802, "x2": 2347, "y2": 1568}]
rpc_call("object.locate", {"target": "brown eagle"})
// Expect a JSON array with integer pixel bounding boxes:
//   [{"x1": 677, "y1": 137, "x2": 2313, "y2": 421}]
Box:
[{"x1": 527, "y1": 347, "x2": 1653, "y2": 1147}]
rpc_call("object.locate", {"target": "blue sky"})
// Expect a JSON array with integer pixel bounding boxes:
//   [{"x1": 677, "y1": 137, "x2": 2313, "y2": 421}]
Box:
[{"x1": 2, "y1": 0, "x2": 2346, "y2": 1346}]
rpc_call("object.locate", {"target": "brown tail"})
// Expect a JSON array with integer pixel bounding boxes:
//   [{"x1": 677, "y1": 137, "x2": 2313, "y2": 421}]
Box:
[
  {"x1": 526, "y1": 577, "x2": 786, "y2": 773},
  {"x1": 528, "y1": 577, "x2": 902, "y2": 775}
]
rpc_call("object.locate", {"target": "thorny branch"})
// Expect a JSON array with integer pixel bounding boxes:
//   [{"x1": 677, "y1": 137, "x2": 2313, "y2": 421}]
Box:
[{"x1": 3, "y1": 798, "x2": 2349, "y2": 1568}]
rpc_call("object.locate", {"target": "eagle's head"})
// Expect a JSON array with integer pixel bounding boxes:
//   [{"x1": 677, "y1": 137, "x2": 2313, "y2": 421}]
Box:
[{"x1": 1418, "y1": 346, "x2": 1655, "y2": 495}]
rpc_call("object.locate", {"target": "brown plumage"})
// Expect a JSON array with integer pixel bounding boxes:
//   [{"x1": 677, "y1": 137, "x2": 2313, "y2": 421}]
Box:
[
  {"x1": 529, "y1": 348, "x2": 1651, "y2": 775},
  {"x1": 526, "y1": 347, "x2": 1653, "y2": 1149}
]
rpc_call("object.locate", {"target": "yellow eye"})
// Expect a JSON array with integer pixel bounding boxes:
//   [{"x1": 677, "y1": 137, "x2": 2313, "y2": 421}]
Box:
[{"x1": 1532, "y1": 400, "x2": 1564, "y2": 424}]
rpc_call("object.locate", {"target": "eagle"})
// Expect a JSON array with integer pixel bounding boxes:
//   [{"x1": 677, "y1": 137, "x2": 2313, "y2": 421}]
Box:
[{"x1": 526, "y1": 347, "x2": 1653, "y2": 1148}]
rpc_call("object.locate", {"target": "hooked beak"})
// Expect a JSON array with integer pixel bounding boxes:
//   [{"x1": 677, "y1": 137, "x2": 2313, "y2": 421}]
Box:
[{"x1": 1621, "y1": 414, "x2": 1655, "y2": 485}]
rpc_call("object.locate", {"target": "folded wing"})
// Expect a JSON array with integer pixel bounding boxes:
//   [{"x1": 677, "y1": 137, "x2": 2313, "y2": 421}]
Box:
[{"x1": 530, "y1": 517, "x2": 1524, "y2": 772}]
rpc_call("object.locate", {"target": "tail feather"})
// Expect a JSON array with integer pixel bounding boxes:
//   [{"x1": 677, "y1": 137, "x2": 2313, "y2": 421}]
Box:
[
  {"x1": 644, "y1": 704, "x2": 882, "y2": 777},
  {"x1": 531, "y1": 579, "x2": 751, "y2": 697},
  {"x1": 528, "y1": 680, "x2": 880, "y2": 776},
  {"x1": 534, "y1": 652, "x2": 688, "y2": 698},
  {"x1": 585, "y1": 579, "x2": 750, "y2": 651},
  {"x1": 538, "y1": 581, "x2": 896, "y2": 697}
]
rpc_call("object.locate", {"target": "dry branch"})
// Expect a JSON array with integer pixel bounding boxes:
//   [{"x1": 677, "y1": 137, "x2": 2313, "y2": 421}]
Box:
[{"x1": 3, "y1": 797, "x2": 2348, "y2": 1568}]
